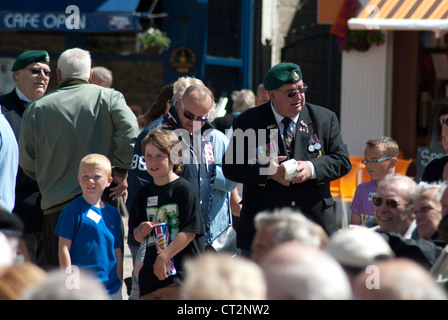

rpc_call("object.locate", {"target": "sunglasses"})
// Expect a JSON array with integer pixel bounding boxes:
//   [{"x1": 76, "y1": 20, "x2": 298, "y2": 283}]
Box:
[
  {"x1": 361, "y1": 157, "x2": 393, "y2": 166},
  {"x1": 372, "y1": 195, "x2": 399, "y2": 209},
  {"x1": 277, "y1": 84, "x2": 308, "y2": 98},
  {"x1": 27, "y1": 68, "x2": 52, "y2": 77},
  {"x1": 181, "y1": 99, "x2": 209, "y2": 121}
]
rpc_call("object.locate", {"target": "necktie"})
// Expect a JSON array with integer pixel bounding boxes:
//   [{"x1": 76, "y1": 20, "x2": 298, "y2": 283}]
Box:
[{"x1": 282, "y1": 117, "x2": 294, "y2": 157}]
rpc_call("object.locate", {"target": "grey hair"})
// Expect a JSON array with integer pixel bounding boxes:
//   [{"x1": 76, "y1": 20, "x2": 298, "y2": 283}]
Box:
[
  {"x1": 415, "y1": 181, "x2": 448, "y2": 203},
  {"x1": 57, "y1": 48, "x2": 91, "y2": 80},
  {"x1": 378, "y1": 174, "x2": 418, "y2": 210},
  {"x1": 254, "y1": 208, "x2": 326, "y2": 248},
  {"x1": 172, "y1": 76, "x2": 204, "y2": 101},
  {"x1": 231, "y1": 89, "x2": 255, "y2": 113}
]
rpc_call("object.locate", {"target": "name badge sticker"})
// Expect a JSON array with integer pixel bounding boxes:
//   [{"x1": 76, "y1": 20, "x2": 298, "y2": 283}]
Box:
[
  {"x1": 86, "y1": 209, "x2": 102, "y2": 224},
  {"x1": 147, "y1": 196, "x2": 158, "y2": 207}
]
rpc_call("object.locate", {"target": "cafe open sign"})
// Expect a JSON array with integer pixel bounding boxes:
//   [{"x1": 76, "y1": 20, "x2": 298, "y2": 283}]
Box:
[{"x1": 0, "y1": 7, "x2": 140, "y2": 32}]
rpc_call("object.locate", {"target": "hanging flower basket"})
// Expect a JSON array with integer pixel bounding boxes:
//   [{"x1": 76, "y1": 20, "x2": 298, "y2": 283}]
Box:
[
  {"x1": 142, "y1": 46, "x2": 165, "y2": 55},
  {"x1": 137, "y1": 27, "x2": 171, "y2": 55},
  {"x1": 337, "y1": 30, "x2": 385, "y2": 52}
]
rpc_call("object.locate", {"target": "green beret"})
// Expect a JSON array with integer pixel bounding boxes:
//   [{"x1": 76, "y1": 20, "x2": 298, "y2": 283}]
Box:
[
  {"x1": 263, "y1": 62, "x2": 302, "y2": 90},
  {"x1": 12, "y1": 50, "x2": 50, "y2": 71}
]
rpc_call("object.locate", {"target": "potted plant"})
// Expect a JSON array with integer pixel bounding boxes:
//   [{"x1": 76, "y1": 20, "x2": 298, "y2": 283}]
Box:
[
  {"x1": 337, "y1": 30, "x2": 385, "y2": 52},
  {"x1": 137, "y1": 27, "x2": 171, "y2": 55}
]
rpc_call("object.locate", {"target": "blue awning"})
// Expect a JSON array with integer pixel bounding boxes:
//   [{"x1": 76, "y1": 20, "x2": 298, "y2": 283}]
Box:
[{"x1": 0, "y1": 0, "x2": 142, "y2": 32}]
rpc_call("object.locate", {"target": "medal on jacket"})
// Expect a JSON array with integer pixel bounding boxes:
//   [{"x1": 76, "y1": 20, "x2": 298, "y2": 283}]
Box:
[
  {"x1": 308, "y1": 136, "x2": 315, "y2": 152},
  {"x1": 313, "y1": 134, "x2": 321, "y2": 150},
  {"x1": 256, "y1": 125, "x2": 279, "y2": 165}
]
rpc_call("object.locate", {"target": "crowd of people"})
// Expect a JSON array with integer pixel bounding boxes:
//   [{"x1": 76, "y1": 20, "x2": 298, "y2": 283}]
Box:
[{"x1": 1, "y1": 48, "x2": 448, "y2": 301}]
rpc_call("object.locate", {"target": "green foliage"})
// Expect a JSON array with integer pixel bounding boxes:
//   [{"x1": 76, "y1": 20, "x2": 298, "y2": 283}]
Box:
[{"x1": 138, "y1": 27, "x2": 171, "y2": 49}]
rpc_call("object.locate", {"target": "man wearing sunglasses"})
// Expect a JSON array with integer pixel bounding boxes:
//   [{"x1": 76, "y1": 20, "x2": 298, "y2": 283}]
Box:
[
  {"x1": 129, "y1": 83, "x2": 238, "y2": 251},
  {"x1": 223, "y1": 62, "x2": 351, "y2": 257},
  {"x1": 371, "y1": 174, "x2": 443, "y2": 269},
  {"x1": 0, "y1": 50, "x2": 51, "y2": 268},
  {"x1": 371, "y1": 174, "x2": 418, "y2": 238}
]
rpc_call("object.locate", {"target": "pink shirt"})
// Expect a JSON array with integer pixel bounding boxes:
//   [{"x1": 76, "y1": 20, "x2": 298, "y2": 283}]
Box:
[{"x1": 350, "y1": 180, "x2": 377, "y2": 223}]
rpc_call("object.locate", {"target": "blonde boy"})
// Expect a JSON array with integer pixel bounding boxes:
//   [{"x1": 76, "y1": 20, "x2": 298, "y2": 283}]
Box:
[
  {"x1": 55, "y1": 154, "x2": 123, "y2": 299},
  {"x1": 350, "y1": 137, "x2": 399, "y2": 225}
]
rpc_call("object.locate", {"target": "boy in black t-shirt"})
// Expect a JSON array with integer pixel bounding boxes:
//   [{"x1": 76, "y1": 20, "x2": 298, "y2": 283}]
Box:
[{"x1": 129, "y1": 129, "x2": 205, "y2": 300}]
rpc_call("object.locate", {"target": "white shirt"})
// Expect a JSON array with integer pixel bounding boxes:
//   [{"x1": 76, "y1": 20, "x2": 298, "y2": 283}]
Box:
[
  {"x1": 15, "y1": 87, "x2": 32, "y2": 104},
  {"x1": 270, "y1": 102, "x2": 316, "y2": 179},
  {"x1": 270, "y1": 103, "x2": 299, "y2": 140}
]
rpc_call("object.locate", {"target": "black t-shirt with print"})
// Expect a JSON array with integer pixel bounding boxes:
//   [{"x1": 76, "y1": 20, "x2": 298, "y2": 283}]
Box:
[{"x1": 129, "y1": 177, "x2": 205, "y2": 296}]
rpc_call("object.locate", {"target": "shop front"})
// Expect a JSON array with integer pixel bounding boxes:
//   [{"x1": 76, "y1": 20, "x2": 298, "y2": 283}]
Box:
[
  {"x1": 0, "y1": 0, "x2": 254, "y2": 117},
  {"x1": 339, "y1": 0, "x2": 448, "y2": 178}
]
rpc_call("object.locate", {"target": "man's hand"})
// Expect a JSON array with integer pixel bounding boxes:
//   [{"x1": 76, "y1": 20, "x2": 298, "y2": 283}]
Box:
[
  {"x1": 230, "y1": 188, "x2": 242, "y2": 217},
  {"x1": 290, "y1": 161, "x2": 312, "y2": 184},
  {"x1": 268, "y1": 156, "x2": 290, "y2": 186},
  {"x1": 109, "y1": 176, "x2": 128, "y2": 202}
]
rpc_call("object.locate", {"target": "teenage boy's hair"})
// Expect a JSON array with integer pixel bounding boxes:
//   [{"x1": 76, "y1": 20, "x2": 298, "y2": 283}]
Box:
[
  {"x1": 365, "y1": 136, "x2": 399, "y2": 158},
  {"x1": 78, "y1": 153, "x2": 112, "y2": 178},
  {"x1": 141, "y1": 128, "x2": 183, "y2": 174}
]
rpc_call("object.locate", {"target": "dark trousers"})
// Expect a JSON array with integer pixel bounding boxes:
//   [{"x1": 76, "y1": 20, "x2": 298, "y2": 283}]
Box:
[{"x1": 42, "y1": 210, "x2": 62, "y2": 270}]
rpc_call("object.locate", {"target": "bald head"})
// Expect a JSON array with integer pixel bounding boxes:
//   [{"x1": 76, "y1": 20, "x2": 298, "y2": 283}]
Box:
[
  {"x1": 353, "y1": 258, "x2": 447, "y2": 300},
  {"x1": 261, "y1": 241, "x2": 352, "y2": 300}
]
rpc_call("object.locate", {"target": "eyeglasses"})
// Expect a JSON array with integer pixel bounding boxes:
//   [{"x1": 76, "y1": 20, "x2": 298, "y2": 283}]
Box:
[
  {"x1": 26, "y1": 68, "x2": 52, "y2": 77},
  {"x1": 372, "y1": 195, "x2": 399, "y2": 209},
  {"x1": 277, "y1": 84, "x2": 308, "y2": 98},
  {"x1": 361, "y1": 157, "x2": 393, "y2": 166},
  {"x1": 181, "y1": 99, "x2": 209, "y2": 121}
]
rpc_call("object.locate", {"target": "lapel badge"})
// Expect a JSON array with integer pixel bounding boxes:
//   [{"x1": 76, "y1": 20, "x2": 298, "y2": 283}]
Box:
[{"x1": 300, "y1": 120, "x2": 309, "y2": 133}]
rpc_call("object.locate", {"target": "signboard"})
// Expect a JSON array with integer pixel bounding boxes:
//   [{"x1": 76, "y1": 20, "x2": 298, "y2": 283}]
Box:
[
  {"x1": 0, "y1": 11, "x2": 141, "y2": 32},
  {"x1": 416, "y1": 146, "x2": 445, "y2": 180},
  {"x1": 170, "y1": 46, "x2": 196, "y2": 74}
]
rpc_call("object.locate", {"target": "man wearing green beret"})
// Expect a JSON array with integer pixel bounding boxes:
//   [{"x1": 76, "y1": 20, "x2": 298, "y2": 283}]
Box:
[
  {"x1": 223, "y1": 62, "x2": 351, "y2": 257},
  {"x1": 0, "y1": 50, "x2": 51, "y2": 268}
]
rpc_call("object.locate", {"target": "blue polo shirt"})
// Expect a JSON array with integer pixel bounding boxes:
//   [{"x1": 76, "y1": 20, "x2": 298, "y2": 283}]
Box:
[{"x1": 55, "y1": 196, "x2": 122, "y2": 294}]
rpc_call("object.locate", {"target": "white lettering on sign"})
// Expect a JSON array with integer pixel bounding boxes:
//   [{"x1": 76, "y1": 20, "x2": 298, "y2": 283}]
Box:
[
  {"x1": 4, "y1": 13, "x2": 40, "y2": 28},
  {"x1": 419, "y1": 149, "x2": 445, "y2": 167},
  {"x1": 3, "y1": 10, "x2": 86, "y2": 30}
]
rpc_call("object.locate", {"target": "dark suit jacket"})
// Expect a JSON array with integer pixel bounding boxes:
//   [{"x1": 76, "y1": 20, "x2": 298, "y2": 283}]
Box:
[
  {"x1": 0, "y1": 89, "x2": 43, "y2": 232},
  {"x1": 222, "y1": 101, "x2": 351, "y2": 250},
  {"x1": 212, "y1": 113, "x2": 238, "y2": 134}
]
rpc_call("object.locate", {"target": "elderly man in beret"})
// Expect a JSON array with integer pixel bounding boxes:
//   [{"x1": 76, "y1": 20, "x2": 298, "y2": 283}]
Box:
[
  {"x1": 0, "y1": 50, "x2": 51, "y2": 267},
  {"x1": 223, "y1": 62, "x2": 351, "y2": 257}
]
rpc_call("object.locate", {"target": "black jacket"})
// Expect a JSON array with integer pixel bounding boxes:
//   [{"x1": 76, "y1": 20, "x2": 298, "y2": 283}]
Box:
[
  {"x1": 223, "y1": 101, "x2": 351, "y2": 250},
  {"x1": 0, "y1": 89, "x2": 43, "y2": 232},
  {"x1": 421, "y1": 155, "x2": 448, "y2": 183}
]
